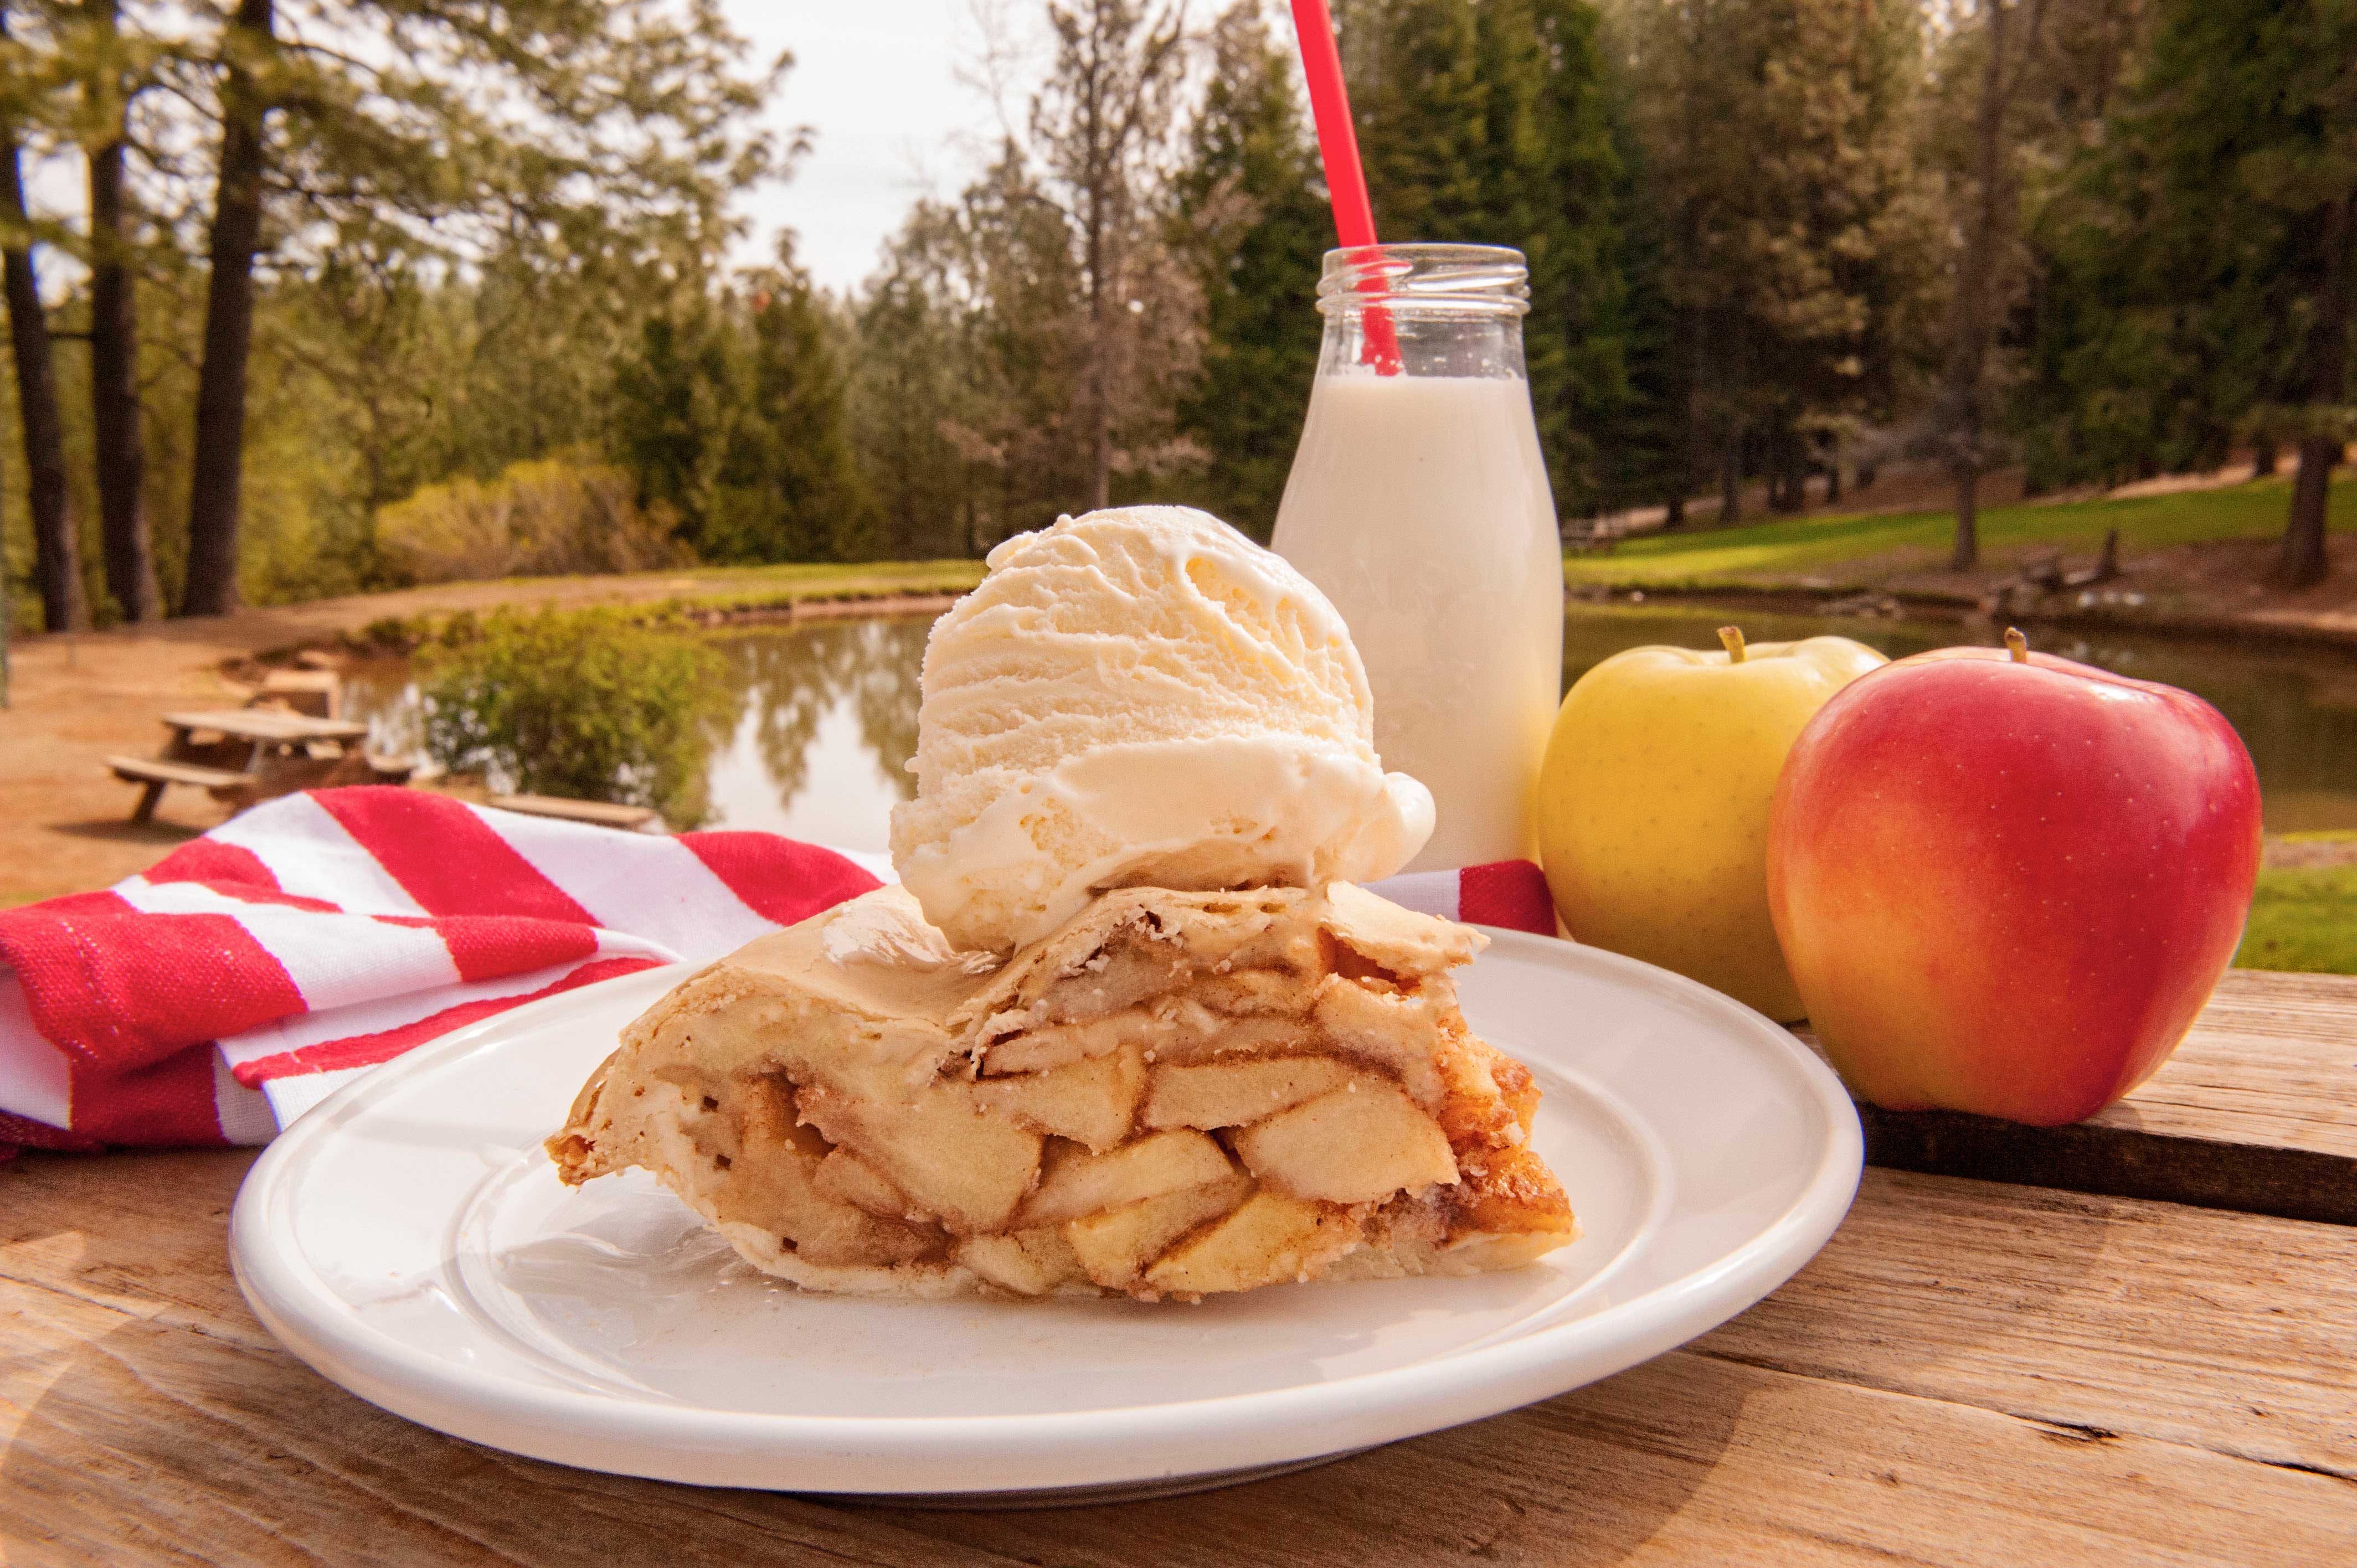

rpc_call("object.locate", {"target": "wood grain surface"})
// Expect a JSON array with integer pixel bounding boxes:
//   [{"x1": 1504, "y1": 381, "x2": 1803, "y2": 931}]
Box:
[
  {"x1": 1828, "y1": 969, "x2": 2357, "y2": 1222},
  {"x1": 4, "y1": 1148, "x2": 2351, "y2": 1567}
]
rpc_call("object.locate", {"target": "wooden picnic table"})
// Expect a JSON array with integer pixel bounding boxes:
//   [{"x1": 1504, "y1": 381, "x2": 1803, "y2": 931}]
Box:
[
  {"x1": 3, "y1": 968, "x2": 2351, "y2": 1565},
  {"x1": 158, "y1": 708, "x2": 371, "y2": 754},
  {"x1": 110, "y1": 711, "x2": 376, "y2": 824}
]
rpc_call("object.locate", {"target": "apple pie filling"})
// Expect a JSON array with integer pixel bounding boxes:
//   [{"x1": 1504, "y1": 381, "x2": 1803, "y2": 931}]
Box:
[{"x1": 550, "y1": 883, "x2": 1577, "y2": 1300}]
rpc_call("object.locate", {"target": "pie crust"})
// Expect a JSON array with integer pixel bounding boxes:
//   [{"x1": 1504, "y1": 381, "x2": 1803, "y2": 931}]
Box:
[{"x1": 549, "y1": 883, "x2": 1577, "y2": 1299}]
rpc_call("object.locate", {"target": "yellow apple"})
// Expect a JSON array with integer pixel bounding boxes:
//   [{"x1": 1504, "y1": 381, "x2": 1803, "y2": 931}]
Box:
[{"x1": 1538, "y1": 628, "x2": 1887, "y2": 1022}]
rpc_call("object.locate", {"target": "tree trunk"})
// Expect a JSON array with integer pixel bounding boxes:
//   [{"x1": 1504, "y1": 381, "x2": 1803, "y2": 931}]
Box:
[
  {"x1": 1, "y1": 487, "x2": 9, "y2": 705},
  {"x1": 2273, "y1": 189, "x2": 2350, "y2": 591},
  {"x1": 1825, "y1": 462, "x2": 1842, "y2": 506},
  {"x1": 0, "y1": 11, "x2": 86, "y2": 633},
  {"x1": 181, "y1": 0, "x2": 275, "y2": 617},
  {"x1": 2280, "y1": 438, "x2": 2337, "y2": 587},
  {"x1": 1664, "y1": 493, "x2": 1684, "y2": 529},
  {"x1": 1951, "y1": 464, "x2": 1980, "y2": 572},
  {"x1": 88, "y1": 0, "x2": 158, "y2": 622},
  {"x1": 1084, "y1": 194, "x2": 1111, "y2": 509},
  {"x1": 1719, "y1": 422, "x2": 1742, "y2": 525},
  {"x1": 1941, "y1": 0, "x2": 2046, "y2": 575},
  {"x1": 2252, "y1": 439, "x2": 2277, "y2": 478}
]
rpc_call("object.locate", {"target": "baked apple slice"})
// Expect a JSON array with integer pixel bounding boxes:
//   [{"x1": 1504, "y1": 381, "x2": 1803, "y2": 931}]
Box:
[{"x1": 550, "y1": 882, "x2": 1577, "y2": 1299}]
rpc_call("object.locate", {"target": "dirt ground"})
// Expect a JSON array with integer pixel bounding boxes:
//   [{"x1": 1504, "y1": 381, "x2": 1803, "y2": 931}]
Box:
[{"x1": 0, "y1": 584, "x2": 961, "y2": 906}]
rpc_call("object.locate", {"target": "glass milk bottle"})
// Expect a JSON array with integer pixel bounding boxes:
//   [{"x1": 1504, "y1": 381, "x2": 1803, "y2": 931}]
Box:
[{"x1": 1273, "y1": 244, "x2": 1562, "y2": 870}]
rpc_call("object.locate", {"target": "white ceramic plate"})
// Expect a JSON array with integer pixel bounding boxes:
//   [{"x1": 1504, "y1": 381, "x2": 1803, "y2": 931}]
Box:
[{"x1": 231, "y1": 929, "x2": 1861, "y2": 1504}]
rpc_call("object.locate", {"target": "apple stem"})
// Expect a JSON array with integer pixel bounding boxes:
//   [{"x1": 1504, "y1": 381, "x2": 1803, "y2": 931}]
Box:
[
  {"x1": 1718, "y1": 626, "x2": 1747, "y2": 664},
  {"x1": 2005, "y1": 627, "x2": 2029, "y2": 663}
]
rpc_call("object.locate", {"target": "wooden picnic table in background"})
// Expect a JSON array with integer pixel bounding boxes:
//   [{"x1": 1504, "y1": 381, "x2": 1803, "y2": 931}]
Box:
[
  {"x1": 108, "y1": 710, "x2": 385, "y2": 824},
  {"x1": 3, "y1": 969, "x2": 2351, "y2": 1565},
  {"x1": 158, "y1": 708, "x2": 372, "y2": 757}
]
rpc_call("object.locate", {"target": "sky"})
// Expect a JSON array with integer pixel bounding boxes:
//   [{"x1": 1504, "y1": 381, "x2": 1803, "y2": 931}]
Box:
[{"x1": 724, "y1": 2, "x2": 1017, "y2": 295}]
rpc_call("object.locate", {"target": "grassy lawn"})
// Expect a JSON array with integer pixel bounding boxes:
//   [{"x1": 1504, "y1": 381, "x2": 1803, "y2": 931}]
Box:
[
  {"x1": 653, "y1": 559, "x2": 987, "y2": 594},
  {"x1": 506, "y1": 558, "x2": 987, "y2": 606},
  {"x1": 338, "y1": 558, "x2": 990, "y2": 646},
  {"x1": 2237, "y1": 855, "x2": 2357, "y2": 975},
  {"x1": 1565, "y1": 476, "x2": 2357, "y2": 591}
]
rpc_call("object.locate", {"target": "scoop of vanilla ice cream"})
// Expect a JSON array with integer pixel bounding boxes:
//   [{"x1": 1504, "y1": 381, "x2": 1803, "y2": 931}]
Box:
[{"x1": 889, "y1": 506, "x2": 1435, "y2": 953}]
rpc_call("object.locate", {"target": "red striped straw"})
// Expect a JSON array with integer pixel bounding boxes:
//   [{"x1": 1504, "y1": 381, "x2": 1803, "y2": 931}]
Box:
[{"x1": 1287, "y1": 0, "x2": 1401, "y2": 374}]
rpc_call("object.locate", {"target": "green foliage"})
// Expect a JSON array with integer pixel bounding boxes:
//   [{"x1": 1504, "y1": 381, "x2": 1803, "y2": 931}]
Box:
[
  {"x1": 420, "y1": 609, "x2": 729, "y2": 827},
  {"x1": 0, "y1": 0, "x2": 786, "y2": 621},
  {"x1": 2017, "y1": 0, "x2": 2355, "y2": 492},
  {"x1": 376, "y1": 455, "x2": 687, "y2": 585},
  {"x1": 844, "y1": 155, "x2": 1095, "y2": 553},
  {"x1": 2, "y1": 0, "x2": 2350, "y2": 615},
  {"x1": 1173, "y1": 0, "x2": 1650, "y2": 524},
  {"x1": 1169, "y1": 4, "x2": 1330, "y2": 540},
  {"x1": 2238, "y1": 858, "x2": 2357, "y2": 976},
  {"x1": 1348, "y1": 0, "x2": 1491, "y2": 238},
  {"x1": 1611, "y1": 0, "x2": 1939, "y2": 511},
  {"x1": 843, "y1": 1, "x2": 1197, "y2": 546},
  {"x1": 1488, "y1": 0, "x2": 1638, "y2": 519},
  {"x1": 613, "y1": 254, "x2": 874, "y2": 565},
  {"x1": 846, "y1": 252, "x2": 983, "y2": 558}
]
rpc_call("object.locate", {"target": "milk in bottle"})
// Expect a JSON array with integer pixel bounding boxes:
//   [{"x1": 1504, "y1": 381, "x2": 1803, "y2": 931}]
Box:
[{"x1": 1273, "y1": 245, "x2": 1562, "y2": 870}]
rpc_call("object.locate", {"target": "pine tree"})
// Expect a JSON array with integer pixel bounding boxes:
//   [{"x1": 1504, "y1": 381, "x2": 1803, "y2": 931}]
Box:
[
  {"x1": 611, "y1": 303, "x2": 737, "y2": 558},
  {"x1": 1598, "y1": 70, "x2": 1690, "y2": 519},
  {"x1": 2016, "y1": 173, "x2": 2271, "y2": 493},
  {"x1": 1170, "y1": 2, "x2": 1329, "y2": 541},
  {"x1": 1485, "y1": 0, "x2": 1634, "y2": 518},
  {"x1": 176, "y1": 0, "x2": 784, "y2": 613},
  {"x1": 1349, "y1": 0, "x2": 1490, "y2": 243},
  {"x1": 80, "y1": 0, "x2": 159, "y2": 623},
  {"x1": 848, "y1": 244, "x2": 982, "y2": 559},
  {"x1": 734, "y1": 254, "x2": 872, "y2": 562},
  {"x1": 1610, "y1": 0, "x2": 1937, "y2": 523},
  {"x1": 613, "y1": 257, "x2": 871, "y2": 566},
  {"x1": 0, "y1": 2, "x2": 84, "y2": 631},
  {"x1": 1322, "y1": 0, "x2": 1640, "y2": 518},
  {"x1": 2035, "y1": 0, "x2": 2353, "y2": 586},
  {"x1": 1030, "y1": 0, "x2": 1193, "y2": 512}
]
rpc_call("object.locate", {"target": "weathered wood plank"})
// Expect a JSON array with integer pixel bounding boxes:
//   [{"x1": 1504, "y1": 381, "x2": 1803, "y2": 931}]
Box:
[
  {"x1": 159, "y1": 709, "x2": 367, "y2": 744},
  {"x1": 6, "y1": 1247, "x2": 2349, "y2": 1568},
  {"x1": 0, "y1": 1148, "x2": 271, "y2": 1353},
  {"x1": 0, "y1": 1283, "x2": 1023, "y2": 1568},
  {"x1": 886, "y1": 1352, "x2": 2355, "y2": 1568},
  {"x1": 7, "y1": 1150, "x2": 2355, "y2": 1565},
  {"x1": 11, "y1": 1155, "x2": 2349, "y2": 1484},
  {"x1": 1823, "y1": 969, "x2": 2357, "y2": 1223},
  {"x1": 1701, "y1": 1169, "x2": 2357, "y2": 1479},
  {"x1": 2132, "y1": 969, "x2": 2357, "y2": 1159},
  {"x1": 104, "y1": 756, "x2": 250, "y2": 790}
]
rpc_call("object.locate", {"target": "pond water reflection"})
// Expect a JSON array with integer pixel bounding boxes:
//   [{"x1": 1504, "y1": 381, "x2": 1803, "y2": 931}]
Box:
[
  {"x1": 346, "y1": 604, "x2": 2357, "y2": 844},
  {"x1": 345, "y1": 617, "x2": 930, "y2": 852}
]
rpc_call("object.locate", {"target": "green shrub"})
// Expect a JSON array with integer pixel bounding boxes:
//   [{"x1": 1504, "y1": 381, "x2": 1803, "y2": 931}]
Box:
[
  {"x1": 378, "y1": 455, "x2": 688, "y2": 585},
  {"x1": 420, "y1": 608, "x2": 730, "y2": 827}
]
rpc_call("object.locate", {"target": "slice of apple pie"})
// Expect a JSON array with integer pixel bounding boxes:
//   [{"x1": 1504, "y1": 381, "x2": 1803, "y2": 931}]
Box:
[{"x1": 549, "y1": 881, "x2": 1576, "y2": 1300}]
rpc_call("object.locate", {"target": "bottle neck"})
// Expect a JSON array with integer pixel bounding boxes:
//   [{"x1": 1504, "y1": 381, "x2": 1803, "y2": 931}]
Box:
[{"x1": 1314, "y1": 244, "x2": 1531, "y2": 381}]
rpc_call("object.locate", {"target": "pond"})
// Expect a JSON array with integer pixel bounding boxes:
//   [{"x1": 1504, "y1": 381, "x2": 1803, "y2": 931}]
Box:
[{"x1": 346, "y1": 603, "x2": 2357, "y2": 848}]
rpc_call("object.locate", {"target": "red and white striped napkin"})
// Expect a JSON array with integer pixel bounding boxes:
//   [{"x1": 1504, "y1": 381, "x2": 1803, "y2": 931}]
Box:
[{"x1": 0, "y1": 787, "x2": 1556, "y2": 1158}]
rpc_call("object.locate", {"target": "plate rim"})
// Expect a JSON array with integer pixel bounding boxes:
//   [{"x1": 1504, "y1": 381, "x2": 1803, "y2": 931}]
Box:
[{"x1": 230, "y1": 927, "x2": 1864, "y2": 1494}]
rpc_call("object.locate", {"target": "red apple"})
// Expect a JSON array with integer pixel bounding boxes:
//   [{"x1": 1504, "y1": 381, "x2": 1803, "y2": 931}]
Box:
[{"x1": 1766, "y1": 630, "x2": 2261, "y2": 1125}]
